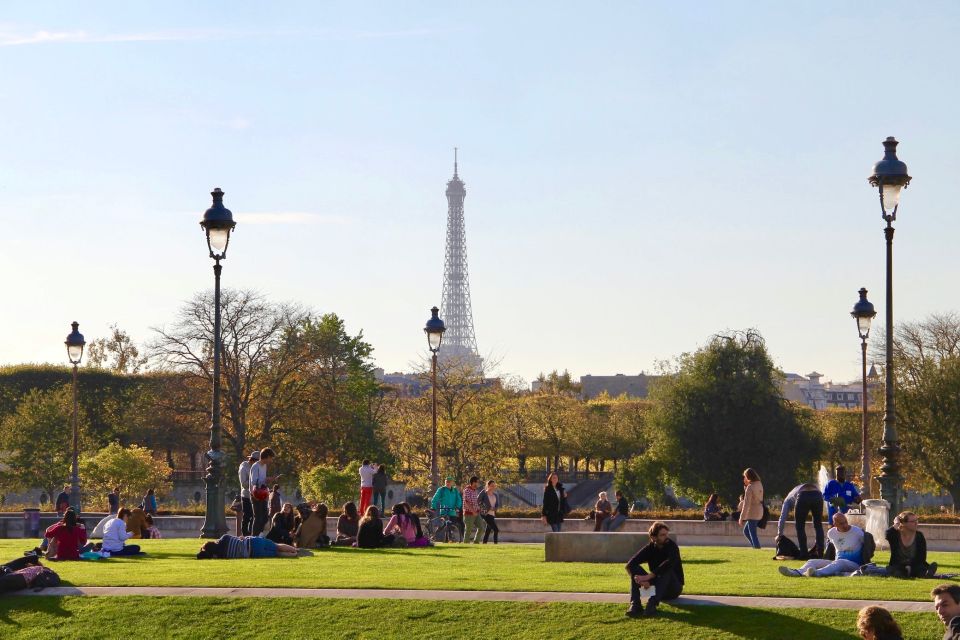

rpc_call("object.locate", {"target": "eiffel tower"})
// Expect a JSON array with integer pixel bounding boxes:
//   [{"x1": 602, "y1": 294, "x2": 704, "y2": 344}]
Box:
[{"x1": 439, "y1": 149, "x2": 482, "y2": 370}]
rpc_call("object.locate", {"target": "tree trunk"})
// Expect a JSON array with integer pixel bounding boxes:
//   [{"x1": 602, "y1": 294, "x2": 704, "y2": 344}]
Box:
[{"x1": 518, "y1": 454, "x2": 527, "y2": 476}]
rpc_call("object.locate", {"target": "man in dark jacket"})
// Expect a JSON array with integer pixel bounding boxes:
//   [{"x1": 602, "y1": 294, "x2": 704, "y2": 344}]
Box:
[
  {"x1": 625, "y1": 521, "x2": 684, "y2": 618},
  {"x1": 933, "y1": 584, "x2": 960, "y2": 640}
]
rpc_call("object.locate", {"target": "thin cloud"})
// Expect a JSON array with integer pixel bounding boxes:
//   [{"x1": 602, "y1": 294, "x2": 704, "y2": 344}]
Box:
[{"x1": 0, "y1": 26, "x2": 455, "y2": 47}]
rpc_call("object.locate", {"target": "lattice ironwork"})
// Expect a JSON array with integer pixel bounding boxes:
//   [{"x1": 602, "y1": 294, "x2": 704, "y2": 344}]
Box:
[{"x1": 439, "y1": 150, "x2": 481, "y2": 368}]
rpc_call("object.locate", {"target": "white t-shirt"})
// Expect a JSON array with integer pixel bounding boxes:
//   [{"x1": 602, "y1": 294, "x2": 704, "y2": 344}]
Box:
[
  {"x1": 828, "y1": 525, "x2": 864, "y2": 563},
  {"x1": 250, "y1": 462, "x2": 268, "y2": 491},
  {"x1": 359, "y1": 464, "x2": 376, "y2": 488}
]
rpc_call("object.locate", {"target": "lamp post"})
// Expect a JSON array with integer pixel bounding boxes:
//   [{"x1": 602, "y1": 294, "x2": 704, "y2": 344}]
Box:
[
  {"x1": 424, "y1": 306, "x2": 446, "y2": 492},
  {"x1": 199, "y1": 187, "x2": 236, "y2": 538},
  {"x1": 851, "y1": 287, "x2": 876, "y2": 498},
  {"x1": 64, "y1": 322, "x2": 85, "y2": 515},
  {"x1": 868, "y1": 137, "x2": 911, "y2": 519}
]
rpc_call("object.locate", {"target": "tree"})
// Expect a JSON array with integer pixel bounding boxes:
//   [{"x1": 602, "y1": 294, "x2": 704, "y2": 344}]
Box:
[
  {"x1": 299, "y1": 461, "x2": 359, "y2": 506},
  {"x1": 887, "y1": 313, "x2": 960, "y2": 507},
  {"x1": 80, "y1": 442, "x2": 173, "y2": 503},
  {"x1": 86, "y1": 325, "x2": 148, "y2": 373},
  {"x1": 0, "y1": 386, "x2": 77, "y2": 503},
  {"x1": 646, "y1": 330, "x2": 820, "y2": 505}
]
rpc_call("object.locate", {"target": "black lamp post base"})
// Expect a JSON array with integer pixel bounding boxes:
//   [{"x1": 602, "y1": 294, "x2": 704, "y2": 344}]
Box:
[
  {"x1": 200, "y1": 449, "x2": 228, "y2": 539},
  {"x1": 876, "y1": 474, "x2": 902, "y2": 520}
]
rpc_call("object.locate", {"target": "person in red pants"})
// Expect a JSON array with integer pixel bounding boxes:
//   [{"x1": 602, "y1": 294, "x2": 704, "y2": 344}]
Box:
[{"x1": 358, "y1": 459, "x2": 376, "y2": 515}]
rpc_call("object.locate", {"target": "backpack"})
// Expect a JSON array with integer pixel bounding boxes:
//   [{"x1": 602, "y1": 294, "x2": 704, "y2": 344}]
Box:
[
  {"x1": 757, "y1": 503, "x2": 771, "y2": 529},
  {"x1": 773, "y1": 535, "x2": 802, "y2": 560}
]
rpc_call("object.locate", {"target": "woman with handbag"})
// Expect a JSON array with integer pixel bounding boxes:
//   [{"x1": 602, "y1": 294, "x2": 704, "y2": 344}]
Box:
[{"x1": 738, "y1": 468, "x2": 764, "y2": 549}]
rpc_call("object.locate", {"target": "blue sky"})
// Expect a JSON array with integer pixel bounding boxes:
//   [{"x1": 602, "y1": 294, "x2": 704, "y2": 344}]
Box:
[{"x1": 1, "y1": 3, "x2": 959, "y2": 385}]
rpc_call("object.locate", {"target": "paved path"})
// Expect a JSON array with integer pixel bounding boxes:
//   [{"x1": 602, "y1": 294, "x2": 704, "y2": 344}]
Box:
[{"x1": 10, "y1": 586, "x2": 933, "y2": 611}]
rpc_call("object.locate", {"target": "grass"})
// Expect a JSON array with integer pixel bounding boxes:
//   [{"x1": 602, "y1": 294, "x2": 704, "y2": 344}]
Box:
[
  {"x1": 0, "y1": 597, "x2": 946, "y2": 640},
  {"x1": 0, "y1": 540, "x2": 955, "y2": 601}
]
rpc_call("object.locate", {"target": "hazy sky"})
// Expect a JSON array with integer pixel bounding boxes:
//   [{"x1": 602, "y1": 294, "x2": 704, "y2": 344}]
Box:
[{"x1": 2, "y1": 3, "x2": 959, "y2": 386}]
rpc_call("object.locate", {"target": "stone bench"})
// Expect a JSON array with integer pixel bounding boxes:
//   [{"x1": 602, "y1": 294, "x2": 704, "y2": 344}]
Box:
[{"x1": 545, "y1": 531, "x2": 676, "y2": 563}]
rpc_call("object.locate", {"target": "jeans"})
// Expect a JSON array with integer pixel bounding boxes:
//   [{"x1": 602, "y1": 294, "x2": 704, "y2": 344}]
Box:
[
  {"x1": 549, "y1": 522, "x2": 562, "y2": 532},
  {"x1": 252, "y1": 498, "x2": 268, "y2": 536},
  {"x1": 794, "y1": 490, "x2": 824, "y2": 557},
  {"x1": 482, "y1": 515, "x2": 499, "y2": 543},
  {"x1": 798, "y1": 558, "x2": 858, "y2": 577},
  {"x1": 463, "y1": 514, "x2": 486, "y2": 543},
  {"x1": 373, "y1": 491, "x2": 386, "y2": 513},
  {"x1": 629, "y1": 566, "x2": 683, "y2": 611},
  {"x1": 604, "y1": 514, "x2": 627, "y2": 531},
  {"x1": 743, "y1": 519, "x2": 761, "y2": 548},
  {"x1": 249, "y1": 537, "x2": 278, "y2": 558},
  {"x1": 241, "y1": 497, "x2": 254, "y2": 536},
  {"x1": 107, "y1": 545, "x2": 142, "y2": 556}
]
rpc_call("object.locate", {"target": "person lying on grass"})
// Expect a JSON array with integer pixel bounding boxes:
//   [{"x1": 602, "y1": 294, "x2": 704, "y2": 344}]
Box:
[{"x1": 196, "y1": 534, "x2": 298, "y2": 559}]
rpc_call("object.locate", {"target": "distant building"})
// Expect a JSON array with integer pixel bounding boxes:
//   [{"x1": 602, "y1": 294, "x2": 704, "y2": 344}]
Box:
[
  {"x1": 579, "y1": 373, "x2": 657, "y2": 400},
  {"x1": 781, "y1": 368, "x2": 880, "y2": 410}
]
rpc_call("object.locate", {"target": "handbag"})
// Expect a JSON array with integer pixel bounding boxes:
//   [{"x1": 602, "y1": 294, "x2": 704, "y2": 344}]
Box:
[{"x1": 252, "y1": 486, "x2": 269, "y2": 501}]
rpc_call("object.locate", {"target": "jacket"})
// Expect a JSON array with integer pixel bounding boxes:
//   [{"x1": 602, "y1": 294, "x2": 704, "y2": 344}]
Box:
[
  {"x1": 885, "y1": 526, "x2": 927, "y2": 568},
  {"x1": 430, "y1": 486, "x2": 462, "y2": 516},
  {"x1": 297, "y1": 512, "x2": 328, "y2": 548},
  {"x1": 740, "y1": 481, "x2": 764, "y2": 521},
  {"x1": 44, "y1": 522, "x2": 87, "y2": 561},
  {"x1": 103, "y1": 517, "x2": 133, "y2": 553},
  {"x1": 541, "y1": 484, "x2": 565, "y2": 525},
  {"x1": 478, "y1": 489, "x2": 499, "y2": 515},
  {"x1": 626, "y1": 538, "x2": 685, "y2": 585},
  {"x1": 125, "y1": 508, "x2": 148, "y2": 539},
  {"x1": 372, "y1": 471, "x2": 388, "y2": 493}
]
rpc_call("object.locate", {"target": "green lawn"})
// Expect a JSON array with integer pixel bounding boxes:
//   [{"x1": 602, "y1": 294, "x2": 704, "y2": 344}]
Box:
[
  {"x1": 1, "y1": 540, "x2": 954, "y2": 601},
  {"x1": 0, "y1": 597, "x2": 946, "y2": 640}
]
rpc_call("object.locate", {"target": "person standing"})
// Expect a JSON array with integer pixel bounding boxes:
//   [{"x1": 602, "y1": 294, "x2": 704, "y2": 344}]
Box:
[
  {"x1": 268, "y1": 484, "x2": 282, "y2": 519},
  {"x1": 142, "y1": 488, "x2": 158, "y2": 516},
  {"x1": 238, "y1": 451, "x2": 258, "y2": 536},
  {"x1": 604, "y1": 490, "x2": 630, "y2": 531},
  {"x1": 107, "y1": 487, "x2": 120, "y2": 515},
  {"x1": 461, "y1": 476, "x2": 486, "y2": 544},
  {"x1": 478, "y1": 479, "x2": 500, "y2": 544},
  {"x1": 541, "y1": 472, "x2": 565, "y2": 533},
  {"x1": 55, "y1": 486, "x2": 70, "y2": 517},
  {"x1": 823, "y1": 465, "x2": 862, "y2": 524},
  {"x1": 249, "y1": 447, "x2": 277, "y2": 536},
  {"x1": 932, "y1": 584, "x2": 960, "y2": 640},
  {"x1": 625, "y1": 521, "x2": 684, "y2": 618},
  {"x1": 358, "y1": 459, "x2": 376, "y2": 515},
  {"x1": 738, "y1": 468, "x2": 764, "y2": 549},
  {"x1": 372, "y1": 464, "x2": 388, "y2": 513},
  {"x1": 777, "y1": 482, "x2": 824, "y2": 558}
]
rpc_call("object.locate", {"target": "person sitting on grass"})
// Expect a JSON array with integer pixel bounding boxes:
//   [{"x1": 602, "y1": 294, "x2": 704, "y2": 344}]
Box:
[
  {"x1": 267, "y1": 502, "x2": 297, "y2": 545},
  {"x1": 43, "y1": 508, "x2": 87, "y2": 561},
  {"x1": 625, "y1": 521, "x2": 684, "y2": 618},
  {"x1": 335, "y1": 502, "x2": 360, "y2": 546},
  {"x1": 125, "y1": 506, "x2": 149, "y2": 539},
  {"x1": 384, "y1": 503, "x2": 430, "y2": 547},
  {"x1": 779, "y1": 513, "x2": 867, "y2": 577},
  {"x1": 932, "y1": 583, "x2": 960, "y2": 640},
  {"x1": 103, "y1": 508, "x2": 145, "y2": 556},
  {"x1": 356, "y1": 506, "x2": 395, "y2": 548},
  {"x1": 856, "y1": 605, "x2": 903, "y2": 640},
  {"x1": 885, "y1": 511, "x2": 937, "y2": 579},
  {"x1": 295, "y1": 503, "x2": 330, "y2": 548},
  {"x1": 196, "y1": 534, "x2": 298, "y2": 559}
]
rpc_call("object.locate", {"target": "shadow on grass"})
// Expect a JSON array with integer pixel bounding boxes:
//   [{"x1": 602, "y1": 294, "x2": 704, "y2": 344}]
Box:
[
  {"x1": 667, "y1": 604, "x2": 851, "y2": 640},
  {"x1": 683, "y1": 559, "x2": 729, "y2": 565},
  {"x1": 0, "y1": 596, "x2": 72, "y2": 626}
]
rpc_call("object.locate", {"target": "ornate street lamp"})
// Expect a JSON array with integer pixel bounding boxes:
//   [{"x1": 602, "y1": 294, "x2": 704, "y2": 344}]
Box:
[
  {"x1": 199, "y1": 187, "x2": 236, "y2": 538},
  {"x1": 851, "y1": 287, "x2": 877, "y2": 498},
  {"x1": 64, "y1": 322, "x2": 85, "y2": 514},
  {"x1": 868, "y1": 137, "x2": 911, "y2": 519},
  {"x1": 424, "y1": 306, "x2": 446, "y2": 491}
]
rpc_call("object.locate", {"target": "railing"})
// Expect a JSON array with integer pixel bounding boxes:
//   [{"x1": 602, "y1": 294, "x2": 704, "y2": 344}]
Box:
[
  {"x1": 521, "y1": 470, "x2": 614, "y2": 483},
  {"x1": 503, "y1": 484, "x2": 538, "y2": 507}
]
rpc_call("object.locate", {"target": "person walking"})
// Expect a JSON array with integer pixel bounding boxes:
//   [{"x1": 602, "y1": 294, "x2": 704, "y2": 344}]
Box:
[
  {"x1": 738, "y1": 468, "x2": 764, "y2": 549},
  {"x1": 478, "y1": 480, "x2": 500, "y2": 544},
  {"x1": 249, "y1": 448, "x2": 277, "y2": 536},
  {"x1": 142, "y1": 488, "x2": 158, "y2": 516},
  {"x1": 238, "y1": 450, "x2": 258, "y2": 536},
  {"x1": 461, "y1": 476, "x2": 487, "y2": 544},
  {"x1": 541, "y1": 472, "x2": 566, "y2": 533},
  {"x1": 358, "y1": 459, "x2": 376, "y2": 515},
  {"x1": 372, "y1": 464, "x2": 388, "y2": 513}
]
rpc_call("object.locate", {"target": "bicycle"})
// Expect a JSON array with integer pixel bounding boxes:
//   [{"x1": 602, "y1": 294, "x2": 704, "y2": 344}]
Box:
[{"x1": 426, "y1": 510, "x2": 461, "y2": 543}]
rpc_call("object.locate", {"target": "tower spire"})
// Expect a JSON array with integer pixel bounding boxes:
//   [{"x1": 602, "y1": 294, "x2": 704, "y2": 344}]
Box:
[{"x1": 453, "y1": 147, "x2": 458, "y2": 178}]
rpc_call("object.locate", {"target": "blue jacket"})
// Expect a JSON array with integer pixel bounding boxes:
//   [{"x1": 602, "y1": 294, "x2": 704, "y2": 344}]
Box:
[{"x1": 823, "y1": 480, "x2": 860, "y2": 523}]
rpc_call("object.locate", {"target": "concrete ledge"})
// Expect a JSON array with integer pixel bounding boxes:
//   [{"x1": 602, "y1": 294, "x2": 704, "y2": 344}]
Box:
[{"x1": 545, "y1": 532, "x2": 678, "y2": 562}]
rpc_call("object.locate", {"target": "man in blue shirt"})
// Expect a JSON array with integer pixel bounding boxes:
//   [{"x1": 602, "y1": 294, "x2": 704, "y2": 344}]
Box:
[{"x1": 822, "y1": 465, "x2": 862, "y2": 524}]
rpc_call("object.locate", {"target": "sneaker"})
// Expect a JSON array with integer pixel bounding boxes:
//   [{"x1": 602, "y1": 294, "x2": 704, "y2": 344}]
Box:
[
  {"x1": 927, "y1": 562, "x2": 938, "y2": 577},
  {"x1": 803, "y1": 567, "x2": 817, "y2": 577},
  {"x1": 644, "y1": 601, "x2": 659, "y2": 617},
  {"x1": 779, "y1": 566, "x2": 801, "y2": 577}
]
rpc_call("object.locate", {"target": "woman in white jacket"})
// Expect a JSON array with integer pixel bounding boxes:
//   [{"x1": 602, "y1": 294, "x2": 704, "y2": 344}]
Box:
[{"x1": 102, "y1": 508, "x2": 144, "y2": 556}]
